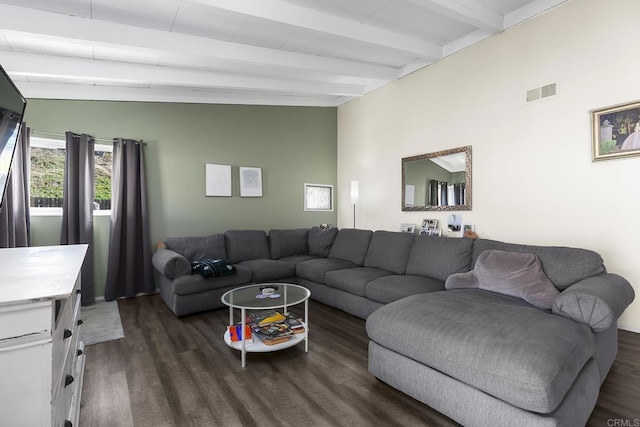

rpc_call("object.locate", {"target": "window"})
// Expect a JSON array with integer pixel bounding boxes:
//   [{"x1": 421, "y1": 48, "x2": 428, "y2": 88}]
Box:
[{"x1": 30, "y1": 137, "x2": 112, "y2": 214}]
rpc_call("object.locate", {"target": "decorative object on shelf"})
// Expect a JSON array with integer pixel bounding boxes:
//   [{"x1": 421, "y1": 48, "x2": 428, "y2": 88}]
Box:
[
  {"x1": 205, "y1": 163, "x2": 232, "y2": 197},
  {"x1": 239, "y1": 166, "x2": 262, "y2": 197},
  {"x1": 592, "y1": 100, "x2": 640, "y2": 161},
  {"x1": 304, "y1": 183, "x2": 333, "y2": 211},
  {"x1": 351, "y1": 180, "x2": 359, "y2": 228},
  {"x1": 402, "y1": 145, "x2": 472, "y2": 211},
  {"x1": 420, "y1": 218, "x2": 438, "y2": 235},
  {"x1": 448, "y1": 214, "x2": 462, "y2": 234},
  {"x1": 428, "y1": 229, "x2": 442, "y2": 236},
  {"x1": 400, "y1": 224, "x2": 415, "y2": 233}
]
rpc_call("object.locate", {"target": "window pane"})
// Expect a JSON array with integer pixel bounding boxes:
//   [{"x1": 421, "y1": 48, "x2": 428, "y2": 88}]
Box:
[
  {"x1": 30, "y1": 147, "x2": 65, "y2": 207},
  {"x1": 30, "y1": 143, "x2": 113, "y2": 211},
  {"x1": 95, "y1": 149, "x2": 112, "y2": 210}
]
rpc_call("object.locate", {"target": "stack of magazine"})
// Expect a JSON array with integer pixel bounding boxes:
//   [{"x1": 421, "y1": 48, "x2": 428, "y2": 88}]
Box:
[{"x1": 246, "y1": 310, "x2": 305, "y2": 346}]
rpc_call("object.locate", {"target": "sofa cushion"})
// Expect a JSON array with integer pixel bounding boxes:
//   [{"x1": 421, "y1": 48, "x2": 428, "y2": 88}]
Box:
[
  {"x1": 472, "y1": 239, "x2": 605, "y2": 290},
  {"x1": 363, "y1": 231, "x2": 414, "y2": 274},
  {"x1": 278, "y1": 255, "x2": 316, "y2": 264},
  {"x1": 296, "y1": 257, "x2": 358, "y2": 284},
  {"x1": 224, "y1": 230, "x2": 270, "y2": 263},
  {"x1": 164, "y1": 234, "x2": 226, "y2": 262},
  {"x1": 446, "y1": 250, "x2": 560, "y2": 310},
  {"x1": 366, "y1": 275, "x2": 444, "y2": 304},
  {"x1": 237, "y1": 259, "x2": 295, "y2": 282},
  {"x1": 329, "y1": 229, "x2": 373, "y2": 265},
  {"x1": 308, "y1": 226, "x2": 338, "y2": 257},
  {"x1": 269, "y1": 228, "x2": 309, "y2": 259},
  {"x1": 405, "y1": 235, "x2": 473, "y2": 281},
  {"x1": 324, "y1": 267, "x2": 392, "y2": 297},
  {"x1": 171, "y1": 265, "x2": 253, "y2": 296},
  {"x1": 366, "y1": 290, "x2": 595, "y2": 413}
]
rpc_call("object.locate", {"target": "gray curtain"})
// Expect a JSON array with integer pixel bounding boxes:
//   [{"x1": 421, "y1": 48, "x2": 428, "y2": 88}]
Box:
[
  {"x1": 0, "y1": 124, "x2": 31, "y2": 248},
  {"x1": 61, "y1": 132, "x2": 95, "y2": 306},
  {"x1": 105, "y1": 139, "x2": 154, "y2": 300}
]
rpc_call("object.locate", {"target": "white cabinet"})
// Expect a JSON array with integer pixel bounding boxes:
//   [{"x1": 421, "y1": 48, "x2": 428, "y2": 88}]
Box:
[{"x1": 0, "y1": 245, "x2": 87, "y2": 427}]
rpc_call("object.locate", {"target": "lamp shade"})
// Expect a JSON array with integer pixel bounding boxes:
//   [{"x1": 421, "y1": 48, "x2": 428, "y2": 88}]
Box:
[{"x1": 350, "y1": 181, "x2": 359, "y2": 204}]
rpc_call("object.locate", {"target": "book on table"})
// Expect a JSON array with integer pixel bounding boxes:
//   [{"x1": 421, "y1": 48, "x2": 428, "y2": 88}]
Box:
[{"x1": 246, "y1": 310, "x2": 305, "y2": 345}]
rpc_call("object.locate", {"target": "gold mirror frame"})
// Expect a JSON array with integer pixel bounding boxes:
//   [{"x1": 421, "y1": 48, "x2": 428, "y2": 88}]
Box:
[{"x1": 401, "y1": 145, "x2": 472, "y2": 211}]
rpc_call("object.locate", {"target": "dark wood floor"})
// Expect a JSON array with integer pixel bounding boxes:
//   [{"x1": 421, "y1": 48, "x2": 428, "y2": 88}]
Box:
[{"x1": 80, "y1": 295, "x2": 640, "y2": 427}]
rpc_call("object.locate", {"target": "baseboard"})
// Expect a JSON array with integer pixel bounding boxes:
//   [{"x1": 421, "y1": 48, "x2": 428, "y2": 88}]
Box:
[{"x1": 618, "y1": 323, "x2": 640, "y2": 334}]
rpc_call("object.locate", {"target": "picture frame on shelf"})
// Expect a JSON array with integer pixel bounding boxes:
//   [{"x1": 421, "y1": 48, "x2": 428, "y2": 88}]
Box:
[
  {"x1": 304, "y1": 183, "x2": 333, "y2": 211},
  {"x1": 592, "y1": 100, "x2": 640, "y2": 161},
  {"x1": 428, "y1": 229, "x2": 442, "y2": 236},
  {"x1": 239, "y1": 166, "x2": 262, "y2": 197},
  {"x1": 400, "y1": 224, "x2": 415, "y2": 233},
  {"x1": 205, "y1": 163, "x2": 232, "y2": 197}
]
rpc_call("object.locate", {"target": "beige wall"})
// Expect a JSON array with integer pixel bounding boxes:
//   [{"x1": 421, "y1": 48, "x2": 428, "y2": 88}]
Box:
[{"x1": 337, "y1": 0, "x2": 640, "y2": 331}]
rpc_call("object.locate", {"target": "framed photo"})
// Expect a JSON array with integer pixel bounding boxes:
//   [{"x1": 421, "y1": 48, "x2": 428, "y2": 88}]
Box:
[
  {"x1": 592, "y1": 100, "x2": 640, "y2": 161},
  {"x1": 400, "y1": 224, "x2": 415, "y2": 233},
  {"x1": 239, "y1": 167, "x2": 262, "y2": 197},
  {"x1": 428, "y1": 229, "x2": 442, "y2": 236},
  {"x1": 205, "y1": 163, "x2": 232, "y2": 197},
  {"x1": 304, "y1": 183, "x2": 333, "y2": 211}
]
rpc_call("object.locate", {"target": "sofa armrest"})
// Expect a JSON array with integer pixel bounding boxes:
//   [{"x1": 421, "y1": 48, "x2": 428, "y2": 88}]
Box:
[
  {"x1": 552, "y1": 273, "x2": 635, "y2": 332},
  {"x1": 152, "y1": 249, "x2": 192, "y2": 280}
]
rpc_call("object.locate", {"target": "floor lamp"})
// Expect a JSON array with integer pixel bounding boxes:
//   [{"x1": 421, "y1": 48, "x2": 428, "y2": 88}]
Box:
[{"x1": 350, "y1": 181, "x2": 359, "y2": 229}]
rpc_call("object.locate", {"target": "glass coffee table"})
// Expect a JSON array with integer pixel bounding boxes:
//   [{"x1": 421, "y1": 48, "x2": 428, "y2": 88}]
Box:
[{"x1": 221, "y1": 283, "x2": 310, "y2": 367}]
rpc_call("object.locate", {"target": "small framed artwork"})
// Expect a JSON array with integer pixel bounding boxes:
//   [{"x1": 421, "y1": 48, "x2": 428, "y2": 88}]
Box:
[
  {"x1": 592, "y1": 100, "x2": 640, "y2": 161},
  {"x1": 205, "y1": 163, "x2": 232, "y2": 197},
  {"x1": 420, "y1": 218, "x2": 438, "y2": 235},
  {"x1": 304, "y1": 183, "x2": 333, "y2": 211},
  {"x1": 400, "y1": 224, "x2": 415, "y2": 233},
  {"x1": 239, "y1": 167, "x2": 262, "y2": 197},
  {"x1": 428, "y1": 229, "x2": 442, "y2": 236}
]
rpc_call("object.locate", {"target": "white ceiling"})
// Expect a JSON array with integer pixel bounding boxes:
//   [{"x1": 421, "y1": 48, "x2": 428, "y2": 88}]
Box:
[{"x1": 0, "y1": 0, "x2": 566, "y2": 107}]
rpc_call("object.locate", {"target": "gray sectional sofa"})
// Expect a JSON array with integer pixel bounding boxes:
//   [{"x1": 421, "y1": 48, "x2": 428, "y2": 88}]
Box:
[{"x1": 152, "y1": 227, "x2": 635, "y2": 426}]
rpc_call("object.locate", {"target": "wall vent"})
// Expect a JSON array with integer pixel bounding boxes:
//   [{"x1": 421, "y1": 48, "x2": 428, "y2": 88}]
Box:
[{"x1": 526, "y1": 83, "x2": 557, "y2": 103}]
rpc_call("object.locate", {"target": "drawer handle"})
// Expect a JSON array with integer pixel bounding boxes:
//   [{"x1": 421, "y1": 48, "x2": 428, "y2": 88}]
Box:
[
  {"x1": 65, "y1": 421, "x2": 72, "y2": 427},
  {"x1": 77, "y1": 319, "x2": 84, "y2": 326},
  {"x1": 65, "y1": 374, "x2": 74, "y2": 387},
  {"x1": 63, "y1": 329, "x2": 73, "y2": 340}
]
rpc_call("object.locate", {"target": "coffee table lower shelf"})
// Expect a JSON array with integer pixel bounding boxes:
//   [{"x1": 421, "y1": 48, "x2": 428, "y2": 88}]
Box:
[{"x1": 223, "y1": 324, "x2": 307, "y2": 353}]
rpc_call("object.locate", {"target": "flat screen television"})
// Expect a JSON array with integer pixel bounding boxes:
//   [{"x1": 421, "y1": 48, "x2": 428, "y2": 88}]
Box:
[{"x1": 0, "y1": 63, "x2": 27, "y2": 212}]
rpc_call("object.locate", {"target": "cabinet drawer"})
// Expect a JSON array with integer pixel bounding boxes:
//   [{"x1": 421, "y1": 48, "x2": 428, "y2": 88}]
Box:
[
  {"x1": 0, "y1": 301, "x2": 51, "y2": 341},
  {"x1": 53, "y1": 294, "x2": 80, "y2": 399},
  {"x1": 0, "y1": 336, "x2": 52, "y2": 425}
]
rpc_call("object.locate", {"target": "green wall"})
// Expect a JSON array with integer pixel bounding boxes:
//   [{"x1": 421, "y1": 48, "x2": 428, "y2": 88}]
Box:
[{"x1": 25, "y1": 100, "x2": 337, "y2": 297}]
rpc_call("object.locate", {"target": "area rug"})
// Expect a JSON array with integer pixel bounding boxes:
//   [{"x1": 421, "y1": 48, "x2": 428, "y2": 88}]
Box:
[{"x1": 80, "y1": 300, "x2": 125, "y2": 345}]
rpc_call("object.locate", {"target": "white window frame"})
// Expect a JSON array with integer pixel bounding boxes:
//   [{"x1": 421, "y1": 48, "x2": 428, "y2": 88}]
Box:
[{"x1": 30, "y1": 137, "x2": 112, "y2": 216}]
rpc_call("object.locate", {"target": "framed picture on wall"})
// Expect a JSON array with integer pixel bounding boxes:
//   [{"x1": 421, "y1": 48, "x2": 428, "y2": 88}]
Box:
[
  {"x1": 304, "y1": 183, "x2": 333, "y2": 211},
  {"x1": 239, "y1": 166, "x2": 262, "y2": 197},
  {"x1": 592, "y1": 100, "x2": 640, "y2": 161},
  {"x1": 205, "y1": 163, "x2": 232, "y2": 197}
]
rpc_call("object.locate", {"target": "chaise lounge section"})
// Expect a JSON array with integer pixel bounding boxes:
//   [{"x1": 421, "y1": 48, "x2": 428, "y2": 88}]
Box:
[{"x1": 152, "y1": 227, "x2": 634, "y2": 426}]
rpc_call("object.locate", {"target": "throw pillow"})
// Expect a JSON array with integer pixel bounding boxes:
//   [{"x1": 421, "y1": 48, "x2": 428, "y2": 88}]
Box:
[
  {"x1": 445, "y1": 249, "x2": 560, "y2": 309},
  {"x1": 192, "y1": 258, "x2": 237, "y2": 279}
]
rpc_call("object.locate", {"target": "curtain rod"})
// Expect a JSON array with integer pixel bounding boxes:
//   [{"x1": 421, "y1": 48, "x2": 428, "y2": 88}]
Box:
[{"x1": 30, "y1": 130, "x2": 147, "y2": 144}]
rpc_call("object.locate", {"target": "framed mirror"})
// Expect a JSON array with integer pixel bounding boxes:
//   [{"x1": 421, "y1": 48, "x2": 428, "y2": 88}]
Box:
[{"x1": 402, "y1": 145, "x2": 472, "y2": 211}]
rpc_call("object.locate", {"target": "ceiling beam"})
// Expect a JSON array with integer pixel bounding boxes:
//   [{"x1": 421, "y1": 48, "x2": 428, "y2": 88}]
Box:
[
  {"x1": 504, "y1": 0, "x2": 567, "y2": 28},
  {"x1": 406, "y1": 0, "x2": 504, "y2": 32},
  {"x1": 0, "y1": 51, "x2": 364, "y2": 97},
  {"x1": 0, "y1": 4, "x2": 398, "y2": 81},
  {"x1": 15, "y1": 81, "x2": 341, "y2": 107},
  {"x1": 184, "y1": 0, "x2": 442, "y2": 60}
]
